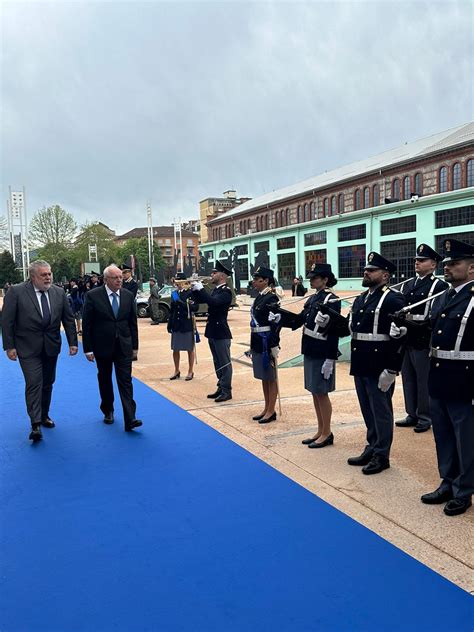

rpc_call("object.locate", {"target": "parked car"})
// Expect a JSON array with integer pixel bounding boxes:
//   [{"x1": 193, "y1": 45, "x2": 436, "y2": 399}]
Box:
[{"x1": 135, "y1": 278, "x2": 237, "y2": 322}]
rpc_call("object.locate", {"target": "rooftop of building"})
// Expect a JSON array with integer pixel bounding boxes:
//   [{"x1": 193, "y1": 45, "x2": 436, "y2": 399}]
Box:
[
  {"x1": 207, "y1": 121, "x2": 474, "y2": 223},
  {"x1": 116, "y1": 226, "x2": 198, "y2": 240}
]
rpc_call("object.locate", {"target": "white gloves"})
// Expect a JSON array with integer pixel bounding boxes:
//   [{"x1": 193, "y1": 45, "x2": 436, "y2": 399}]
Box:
[
  {"x1": 270, "y1": 346, "x2": 280, "y2": 358},
  {"x1": 378, "y1": 369, "x2": 396, "y2": 392},
  {"x1": 389, "y1": 322, "x2": 407, "y2": 339},
  {"x1": 191, "y1": 281, "x2": 204, "y2": 291},
  {"x1": 315, "y1": 312, "x2": 330, "y2": 327},
  {"x1": 321, "y1": 359, "x2": 334, "y2": 380},
  {"x1": 268, "y1": 311, "x2": 282, "y2": 323}
]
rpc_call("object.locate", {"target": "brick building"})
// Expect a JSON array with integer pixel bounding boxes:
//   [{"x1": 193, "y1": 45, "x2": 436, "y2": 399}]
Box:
[{"x1": 199, "y1": 190, "x2": 252, "y2": 243}]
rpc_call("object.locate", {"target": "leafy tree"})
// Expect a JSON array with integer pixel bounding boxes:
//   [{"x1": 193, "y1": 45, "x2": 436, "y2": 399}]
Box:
[
  {"x1": 74, "y1": 222, "x2": 121, "y2": 271},
  {"x1": 37, "y1": 243, "x2": 78, "y2": 281},
  {"x1": 118, "y1": 237, "x2": 165, "y2": 282},
  {"x1": 0, "y1": 250, "x2": 22, "y2": 286},
  {"x1": 29, "y1": 205, "x2": 77, "y2": 247}
]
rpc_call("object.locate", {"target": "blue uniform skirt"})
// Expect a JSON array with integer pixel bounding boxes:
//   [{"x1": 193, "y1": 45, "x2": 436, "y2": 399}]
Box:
[
  {"x1": 171, "y1": 331, "x2": 194, "y2": 351},
  {"x1": 304, "y1": 356, "x2": 335, "y2": 394},
  {"x1": 252, "y1": 352, "x2": 276, "y2": 381}
]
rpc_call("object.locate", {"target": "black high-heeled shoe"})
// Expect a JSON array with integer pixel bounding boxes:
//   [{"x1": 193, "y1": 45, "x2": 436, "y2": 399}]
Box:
[
  {"x1": 302, "y1": 436, "x2": 320, "y2": 445},
  {"x1": 252, "y1": 413, "x2": 265, "y2": 421},
  {"x1": 169, "y1": 371, "x2": 181, "y2": 380},
  {"x1": 258, "y1": 412, "x2": 277, "y2": 424},
  {"x1": 185, "y1": 373, "x2": 194, "y2": 381},
  {"x1": 308, "y1": 433, "x2": 334, "y2": 448}
]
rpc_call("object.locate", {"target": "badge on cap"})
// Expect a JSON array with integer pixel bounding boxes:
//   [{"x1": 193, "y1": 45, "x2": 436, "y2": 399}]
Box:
[
  {"x1": 255, "y1": 266, "x2": 261, "y2": 274},
  {"x1": 419, "y1": 244, "x2": 424, "y2": 253},
  {"x1": 368, "y1": 253, "x2": 374, "y2": 262},
  {"x1": 445, "y1": 241, "x2": 451, "y2": 252}
]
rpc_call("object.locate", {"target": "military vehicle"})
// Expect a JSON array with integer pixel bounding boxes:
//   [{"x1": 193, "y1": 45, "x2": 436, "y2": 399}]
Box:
[{"x1": 136, "y1": 277, "x2": 237, "y2": 322}]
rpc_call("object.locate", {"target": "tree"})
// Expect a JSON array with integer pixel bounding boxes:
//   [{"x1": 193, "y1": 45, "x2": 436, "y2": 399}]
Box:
[
  {"x1": 37, "y1": 243, "x2": 78, "y2": 281},
  {"x1": 118, "y1": 237, "x2": 165, "y2": 282},
  {"x1": 29, "y1": 205, "x2": 77, "y2": 247},
  {"x1": 74, "y1": 222, "x2": 121, "y2": 271},
  {"x1": 0, "y1": 250, "x2": 21, "y2": 286}
]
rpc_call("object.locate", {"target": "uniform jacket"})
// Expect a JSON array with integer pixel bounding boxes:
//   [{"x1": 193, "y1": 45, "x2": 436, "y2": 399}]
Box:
[
  {"x1": 401, "y1": 275, "x2": 449, "y2": 349},
  {"x1": 2, "y1": 281, "x2": 77, "y2": 359},
  {"x1": 287, "y1": 289, "x2": 341, "y2": 360},
  {"x1": 82, "y1": 286, "x2": 138, "y2": 359},
  {"x1": 350, "y1": 286, "x2": 406, "y2": 377},
  {"x1": 167, "y1": 288, "x2": 198, "y2": 333},
  {"x1": 122, "y1": 278, "x2": 139, "y2": 298},
  {"x1": 250, "y1": 289, "x2": 280, "y2": 353},
  {"x1": 193, "y1": 284, "x2": 232, "y2": 340},
  {"x1": 428, "y1": 281, "x2": 474, "y2": 401}
]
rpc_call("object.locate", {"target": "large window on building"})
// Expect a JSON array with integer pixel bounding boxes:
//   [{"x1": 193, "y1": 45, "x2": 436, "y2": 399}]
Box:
[
  {"x1": 338, "y1": 193, "x2": 345, "y2": 213},
  {"x1": 380, "y1": 238, "x2": 416, "y2": 284},
  {"x1": 234, "y1": 244, "x2": 248, "y2": 255},
  {"x1": 414, "y1": 172, "x2": 423, "y2": 195},
  {"x1": 363, "y1": 187, "x2": 370, "y2": 209},
  {"x1": 277, "y1": 252, "x2": 296, "y2": 288},
  {"x1": 254, "y1": 241, "x2": 270, "y2": 253},
  {"x1": 435, "y1": 206, "x2": 474, "y2": 229},
  {"x1": 439, "y1": 166, "x2": 448, "y2": 192},
  {"x1": 467, "y1": 159, "x2": 474, "y2": 187},
  {"x1": 380, "y1": 215, "x2": 416, "y2": 236},
  {"x1": 235, "y1": 258, "x2": 249, "y2": 281},
  {"x1": 277, "y1": 236, "x2": 295, "y2": 250},
  {"x1": 305, "y1": 249, "x2": 327, "y2": 272},
  {"x1": 338, "y1": 224, "x2": 366, "y2": 241},
  {"x1": 392, "y1": 178, "x2": 400, "y2": 200},
  {"x1": 435, "y1": 231, "x2": 474, "y2": 273},
  {"x1": 304, "y1": 231, "x2": 327, "y2": 246},
  {"x1": 338, "y1": 245, "x2": 366, "y2": 278},
  {"x1": 372, "y1": 183, "x2": 380, "y2": 206},
  {"x1": 452, "y1": 163, "x2": 461, "y2": 190}
]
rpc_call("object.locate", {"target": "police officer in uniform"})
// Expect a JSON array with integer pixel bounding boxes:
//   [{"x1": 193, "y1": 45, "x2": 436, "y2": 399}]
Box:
[
  {"x1": 120, "y1": 264, "x2": 139, "y2": 298},
  {"x1": 346, "y1": 252, "x2": 406, "y2": 474},
  {"x1": 395, "y1": 244, "x2": 449, "y2": 433},
  {"x1": 420, "y1": 238, "x2": 474, "y2": 516},
  {"x1": 191, "y1": 261, "x2": 233, "y2": 402}
]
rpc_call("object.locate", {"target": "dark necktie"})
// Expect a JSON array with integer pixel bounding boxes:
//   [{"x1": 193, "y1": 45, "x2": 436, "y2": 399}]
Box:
[
  {"x1": 446, "y1": 288, "x2": 457, "y2": 302},
  {"x1": 40, "y1": 291, "x2": 51, "y2": 327}
]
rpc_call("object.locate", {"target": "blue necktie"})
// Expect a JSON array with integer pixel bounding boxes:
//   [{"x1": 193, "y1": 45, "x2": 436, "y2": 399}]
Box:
[
  {"x1": 40, "y1": 291, "x2": 51, "y2": 327},
  {"x1": 111, "y1": 292, "x2": 119, "y2": 317}
]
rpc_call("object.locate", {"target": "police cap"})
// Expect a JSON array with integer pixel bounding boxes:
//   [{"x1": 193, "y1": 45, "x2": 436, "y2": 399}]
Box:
[{"x1": 365, "y1": 252, "x2": 396, "y2": 274}]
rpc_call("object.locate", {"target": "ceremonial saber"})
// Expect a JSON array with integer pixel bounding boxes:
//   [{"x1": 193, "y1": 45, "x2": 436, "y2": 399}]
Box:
[
  {"x1": 395, "y1": 288, "x2": 448, "y2": 313},
  {"x1": 325, "y1": 277, "x2": 415, "y2": 303},
  {"x1": 273, "y1": 355, "x2": 282, "y2": 417}
]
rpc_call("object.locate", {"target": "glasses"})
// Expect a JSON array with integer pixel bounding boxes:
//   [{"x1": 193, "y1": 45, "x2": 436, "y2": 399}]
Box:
[{"x1": 108, "y1": 275, "x2": 122, "y2": 280}]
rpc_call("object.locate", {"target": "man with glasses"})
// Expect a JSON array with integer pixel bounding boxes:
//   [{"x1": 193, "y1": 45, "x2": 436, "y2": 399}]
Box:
[{"x1": 2, "y1": 260, "x2": 78, "y2": 442}]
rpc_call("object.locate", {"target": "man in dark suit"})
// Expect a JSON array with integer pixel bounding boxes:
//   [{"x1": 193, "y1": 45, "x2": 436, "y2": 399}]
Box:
[
  {"x1": 82, "y1": 264, "x2": 142, "y2": 431},
  {"x1": 2, "y1": 260, "x2": 78, "y2": 442},
  {"x1": 191, "y1": 261, "x2": 233, "y2": 402}
]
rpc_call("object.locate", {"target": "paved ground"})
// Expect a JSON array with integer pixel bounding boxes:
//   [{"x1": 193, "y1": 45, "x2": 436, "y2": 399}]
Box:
[{"x1": 132, "y1": 291, "x2": 473, "y2": 594}]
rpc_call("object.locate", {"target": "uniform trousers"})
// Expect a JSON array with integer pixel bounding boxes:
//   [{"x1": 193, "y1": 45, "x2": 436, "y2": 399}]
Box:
[
  {"x1": 208, "y1": 338, "x2": 232, "y2": 396},
  {"x1": 96, "y1": 340, "x2": 137, "y2": 423},
  {"x1": 19, "y1": 351, "x2": 58, "y2": 425},
  {"x1": 401, "y1": 347, "x2": 431, "y2": 426},
  {"x1": 354, "y1": 376, "x2": 395, "y2": 458},
  {"x1": 430, "y1": 397, "x2": 474, "y2": 499}
]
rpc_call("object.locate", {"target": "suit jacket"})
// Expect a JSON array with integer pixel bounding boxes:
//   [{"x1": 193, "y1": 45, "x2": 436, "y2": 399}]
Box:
[
  {"x1": 193, "y1": 285, "x2": 232, "y2": 340},
  {"x1": 2, "y1": 281, "x2": 77, "y2": 359},
  {"x1": 82, "y1": 286, "x2": 138, "y2": 359}
]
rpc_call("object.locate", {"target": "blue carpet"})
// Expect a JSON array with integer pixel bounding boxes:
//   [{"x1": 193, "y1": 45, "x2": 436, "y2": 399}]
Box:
[{"x1": 0, "y1": 344, "x2": 472, "y2": 632}]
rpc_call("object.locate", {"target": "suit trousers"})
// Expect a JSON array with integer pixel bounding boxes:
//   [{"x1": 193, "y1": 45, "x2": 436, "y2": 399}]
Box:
[
  {"x1": 96, "y1": 340, "x2": 136, "y2": 423},
  {"x1": 430, "y1": 397, "x2": 474, "y2": 499},
  {"x1": 208, "y1": 338, "x2": 232, "y2": 395},
  {"x1": 19, "y1": 351, "x2": 58, "y2": 425},
  {"x1": 401, "y1": 347, "x2": 431, "y2": 426},
  {"x1": 354, "y1": 375, "x2": 395, "y2": 458}
]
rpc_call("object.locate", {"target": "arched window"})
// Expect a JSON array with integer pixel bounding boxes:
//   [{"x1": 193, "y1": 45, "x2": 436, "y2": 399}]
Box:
[
  {"x1": 274, "y1": 212, "x2": 279, "y2": 228},
  {"x1": 280, "y1": 209, "x2": 285, "y2": 226},
  {"x1": 414, "y1": 173, "x2": 423, "y2": 195},
  {"x1": 331, "y1": 196, "x2": 336, "y2": 216},
  {"x1": 354, "y1": 189, "x2": 361, "y2": 210},
  {"x1": 372, "y1": 184, "x2": 379, "y2": 206},
  {"x1": 285, "y1": 208, "x2": 290, "y2": 225},
  {"x1": 338, "y1": 193, "x2": 344, "y2": 213},
  {"x1": 439, "y1": 166, "x2": 448, "y2": 193},
  {"x1": 452, "y1": 163, "x2": 461, "y2": 190},
  {"x1": 310, "y1": 201, "x2": 315, "y2": 220},
  {"x1": 467, "y1": 159, "x2": 474, "y2": 187},
  {"x1": 297, "y1": 205, "x2": 303, "y2": 223},
  {"x1": 304, "y1": 203, "x2": 310, "y2": 222},
  {"x1": 363, "y1": 187, "x2": 370, "y2": 209},
  {"x1": 392, "y1": 179, "x2": 400, "y2": 200},
  {"x1": 265, "y1": 214, "x2": 269, "y2": 230},
  {"x1": 403, "y1": 176, "x2": 410, "y2": 200},
  {"x1": 323, "y1": 198, "x2": 329, "y2": 216},
  {"x1": 256, "y1": 217, "x2": 260, "y2": 232}
]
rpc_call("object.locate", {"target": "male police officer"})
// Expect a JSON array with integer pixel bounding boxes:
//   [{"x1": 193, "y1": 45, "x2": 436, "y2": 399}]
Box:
[
  {"x1": 121, "y1": 264, "x2": 139, "y2": 298},
  {"x1": 191, "y1": 261, "x2": 233, "y2": 402},
  {"x1": 395, "y1": 244, "x2": 448, "y2": 433},
  {"x1": 420, "y1": 239, "x2": 474, "y2": 516}
]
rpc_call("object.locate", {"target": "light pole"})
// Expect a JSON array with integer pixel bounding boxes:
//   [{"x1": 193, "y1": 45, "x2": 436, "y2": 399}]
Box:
[{"x1": 147, "y1": 200, "x2": 155, "y2": 277}]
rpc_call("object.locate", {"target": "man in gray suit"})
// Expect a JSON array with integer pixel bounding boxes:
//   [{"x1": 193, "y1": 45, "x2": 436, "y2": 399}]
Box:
[{"x1": 2, "y1": 260, "x2": 78, "y2": 442}]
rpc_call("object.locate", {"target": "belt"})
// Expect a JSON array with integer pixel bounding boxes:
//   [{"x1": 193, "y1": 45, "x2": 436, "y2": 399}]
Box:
[
  {"x1": 406, "y1": 314, "x2": 426, "y2": 322},
  {"x1": 352, "y1": 333, "x2": 390, "y2": 342},
  {"x1": 303, "y1": 326, "x2": 327, "y2": 340},
  {"x1": 251, "y1": 326, "x2": 271, "y2": 333},
  {"x1": 431, "y1": 349, "x2": 474, "y2": 360}
]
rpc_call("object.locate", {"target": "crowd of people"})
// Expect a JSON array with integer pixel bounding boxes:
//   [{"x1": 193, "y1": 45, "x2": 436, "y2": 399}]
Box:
[{"x1": 2, "y1": 238, "x2": 473, "y2": 518}]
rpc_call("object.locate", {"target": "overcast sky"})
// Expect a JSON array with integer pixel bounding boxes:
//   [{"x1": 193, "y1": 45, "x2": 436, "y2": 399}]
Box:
[{"x1": 1, "y1": 0, "x2": 473, "y2": 235}]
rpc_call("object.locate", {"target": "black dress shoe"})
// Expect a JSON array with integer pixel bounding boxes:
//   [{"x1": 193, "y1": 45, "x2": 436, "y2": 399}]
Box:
[
  {"x1": 395, "y1": 416, "x2": 417, "y2": 428},
  {"x1": 215, "y1": 393, "x2": 232, "y2": 403},
  {"x1": 308, "y1": 433, "x2": 334, "y2": 448},
  {"x1": 253, "y1": 413, "x2": 265, "y2": 421},
  {"x1": 41, "y1": 418, "x2": 56, "y2": 428},
  {"x1": 29, "y1": 425, "x2": 43, "y2": 442},
  {"x1": 413, "y1": 422, "x2": 431, "y2": 433},
  {"x1": 347, "y1": 447, "x2": 373, "y2": 466},
  {"x1": 207, "y1": 390, "x2": 222, "y2": 399},
  {"x1": 258, "y1": 412, "x2": 277, "y2": 424},
  {"x1": 302, "y1": 436, "x2": 320, "y2": 445},
  {"x1": 103, "y1": 412, "x2": 114, "y2": 425},
  {"x1": 125, "y1": 419, "x2": 143, "y2": 431},
  {"x1": 169, "y1": 371, "x2": 181, "y2": 380},
  {"x1": 421, "y1": 486, "x2": 454, "y2": 504},
  {"x1": 362, "y1": 455, "x2": 390, "y2": 475},
  {"x1": 444, "y1": 497, "x2": 472, "y2": 516}
]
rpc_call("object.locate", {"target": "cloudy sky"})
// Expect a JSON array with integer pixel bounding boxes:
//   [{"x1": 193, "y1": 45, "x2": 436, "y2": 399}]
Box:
[{"x1": 2, "y1": 0, "x2": 472, "y2": 235}]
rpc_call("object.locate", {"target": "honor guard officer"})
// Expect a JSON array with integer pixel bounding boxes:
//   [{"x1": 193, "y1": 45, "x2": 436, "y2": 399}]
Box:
[
  {"x1": 120, "y1": 264, "x2": 139, "y2": 298},
  {"x1": 395, "y1": 244, "x2": 449, "y2": 433},
  {"x1": 191, "y1": 261, "x2": 233, "y2": 402},
  {"x1": 420, "y1": 238, "x2": 474, "y2": 516},
  {"x1": 346, "y1": 252, "x2": 406, "y2": 474}
]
